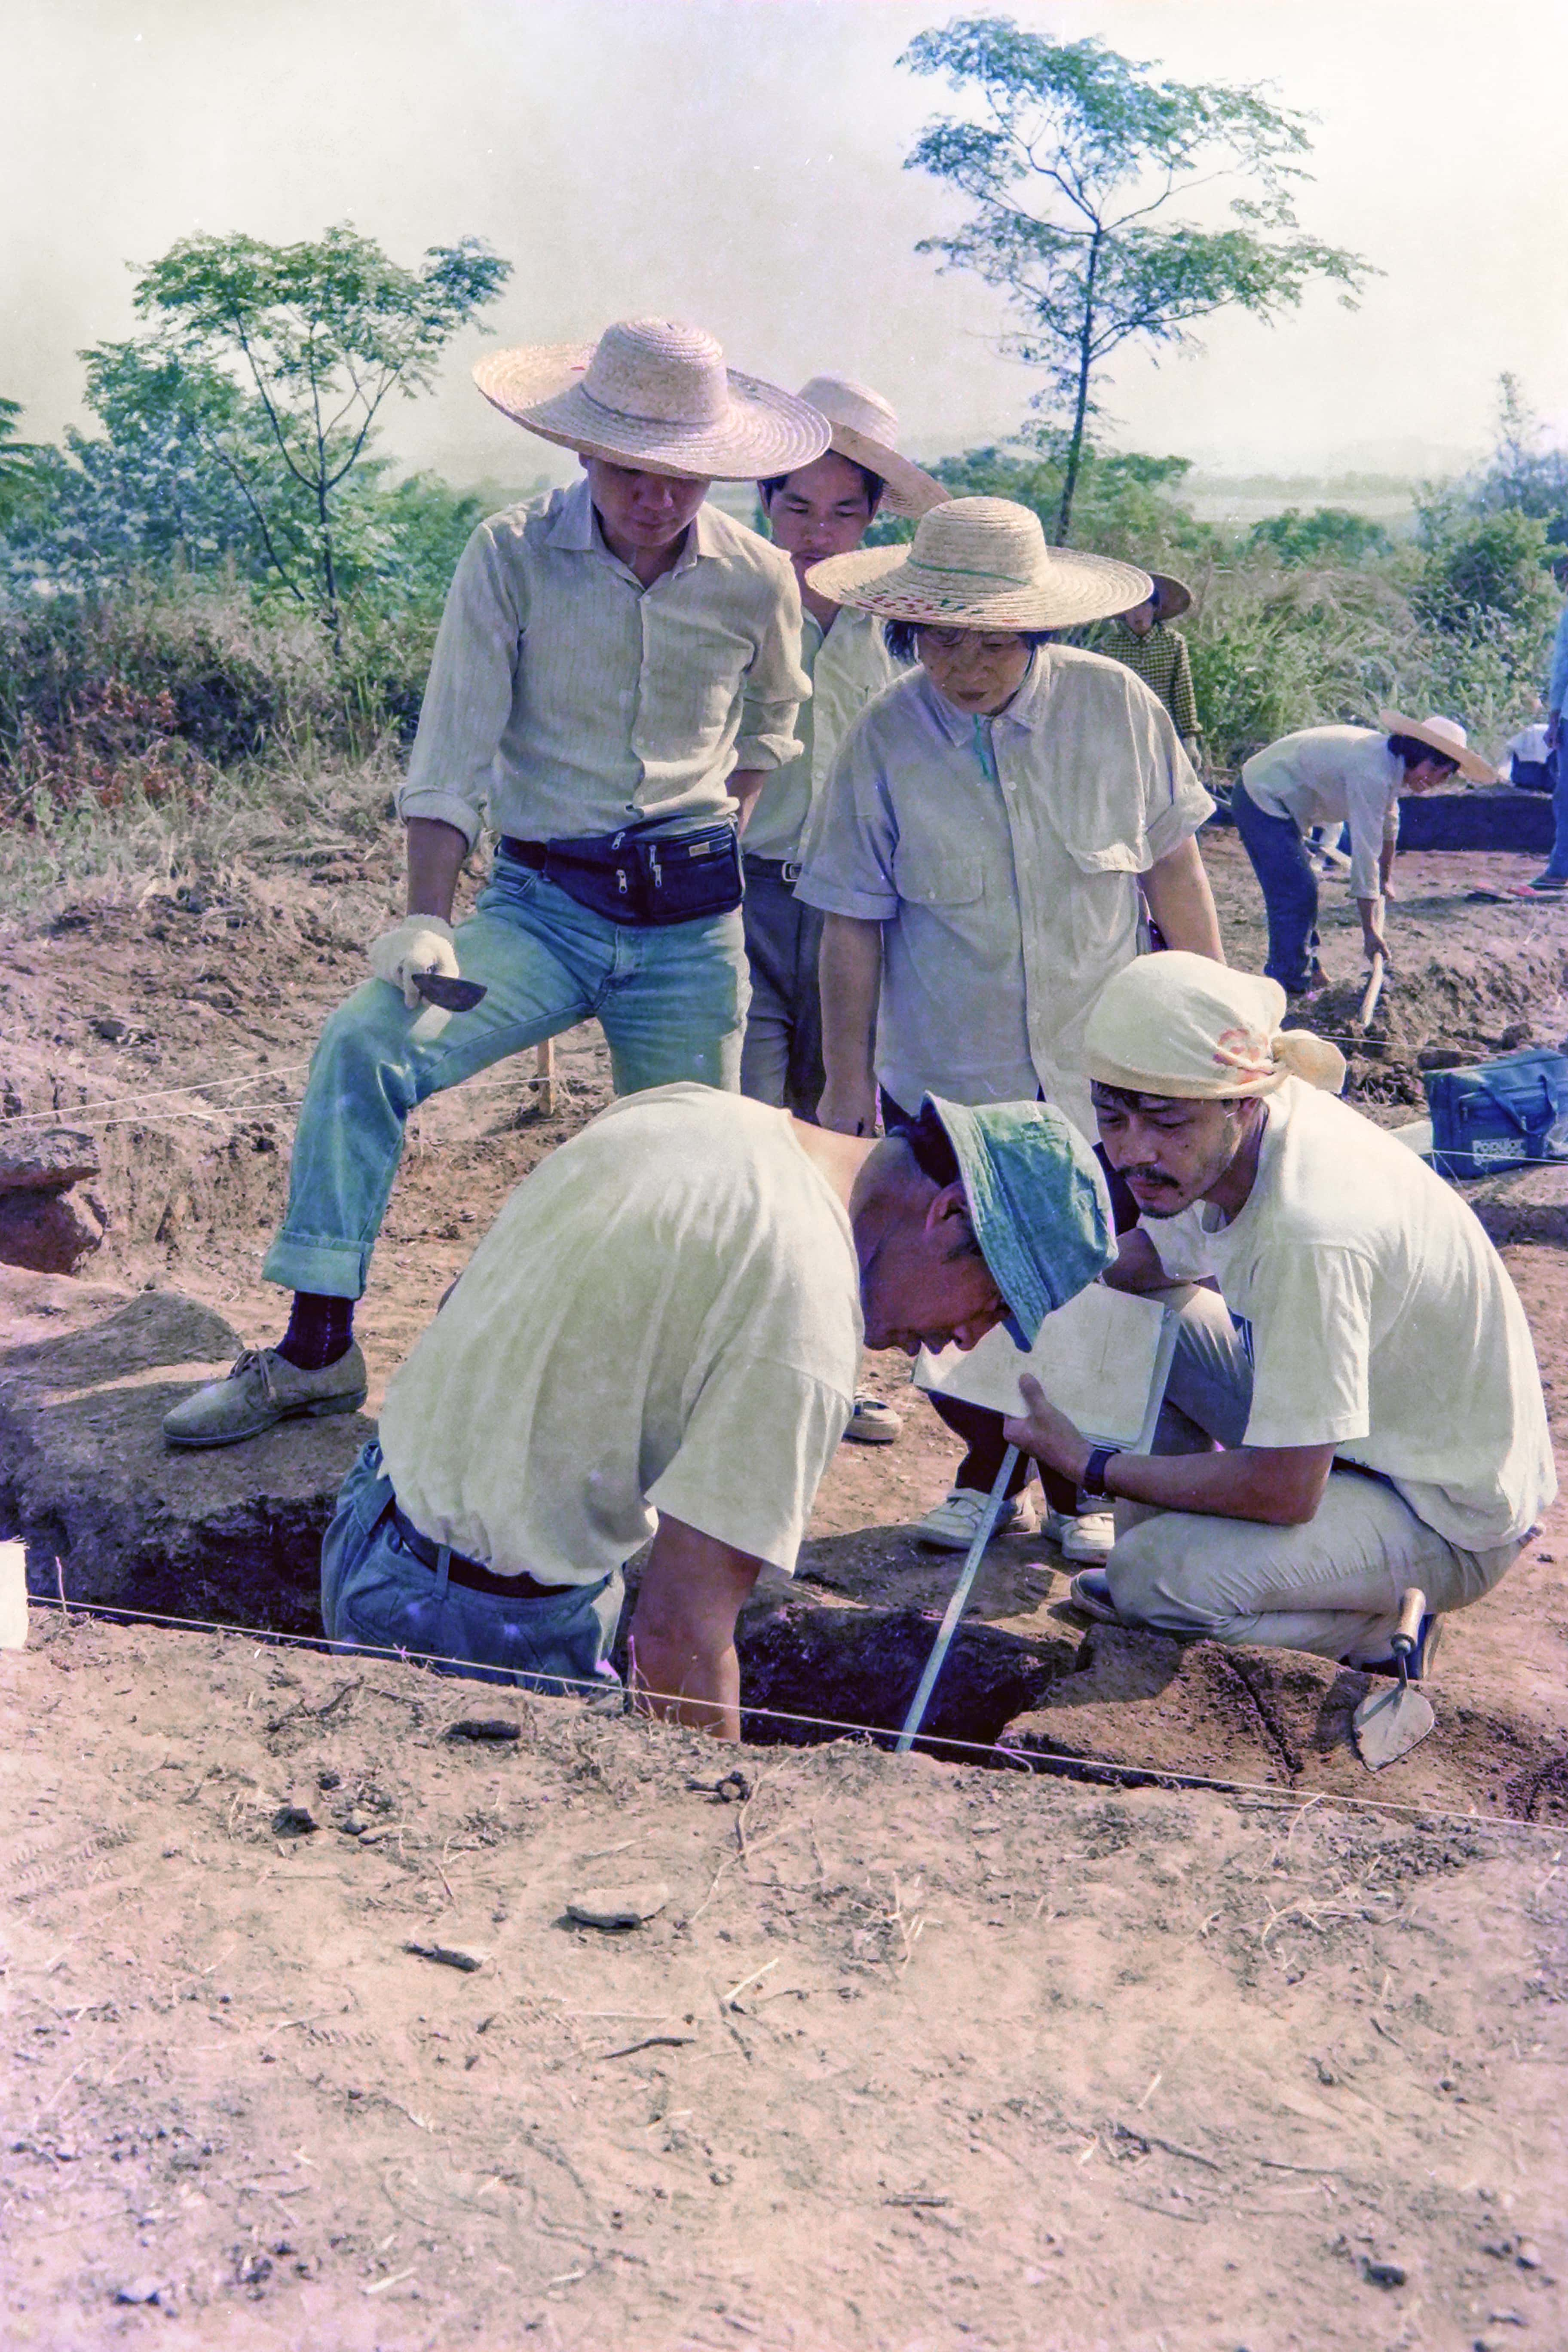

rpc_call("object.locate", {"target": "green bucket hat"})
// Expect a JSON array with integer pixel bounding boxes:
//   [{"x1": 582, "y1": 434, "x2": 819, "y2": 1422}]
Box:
[{"x1": 925, "y1": 1095, "x2": 1114, "y2": 1345}]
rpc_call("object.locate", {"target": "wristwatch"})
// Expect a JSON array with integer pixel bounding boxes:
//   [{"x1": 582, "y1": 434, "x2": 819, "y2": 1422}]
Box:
[{"x1": 1080, "y1": 1445, "x2": 1123, "y2": 1501}]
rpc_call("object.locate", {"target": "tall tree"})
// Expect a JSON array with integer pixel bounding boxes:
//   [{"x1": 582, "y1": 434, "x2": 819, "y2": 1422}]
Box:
[
  {"x1": 106, "y1": 225, "x2": 510, "y2": 646},
  {"x1": 901, "y1": 18, "x2": 1371, "y2": 542},
  {"x1": 0, "y1": 397, "x2": 44, "y2": 526}
]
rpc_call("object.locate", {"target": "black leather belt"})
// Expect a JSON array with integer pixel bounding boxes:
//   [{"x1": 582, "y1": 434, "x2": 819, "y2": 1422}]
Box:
[
  {"x1": 390, "y1": 1503, "x2": 564, "y2": 1601},
  {"x1": 742, "y1": 854, "x2": 802, "y2": 885},
  {"x1": 498, "y1": 835, "x2": 548, "y2": 869}
]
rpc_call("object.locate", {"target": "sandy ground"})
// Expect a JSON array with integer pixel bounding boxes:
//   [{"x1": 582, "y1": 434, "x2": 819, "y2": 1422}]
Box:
[{"x1": 2, "y1": 817, "x2": 1568, "y2": 2344}]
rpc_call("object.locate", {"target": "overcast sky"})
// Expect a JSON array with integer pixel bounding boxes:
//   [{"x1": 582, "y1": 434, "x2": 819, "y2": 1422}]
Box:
[{"x1": 8, "y1": 0, "x2": 1567, "y2": 491}]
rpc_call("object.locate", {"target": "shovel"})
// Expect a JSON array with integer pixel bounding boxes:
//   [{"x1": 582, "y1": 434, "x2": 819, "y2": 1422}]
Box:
[
  {"x1": 1352, "y1": 1586, "x2": 1433, "y2": 1770},
  {"x1": 411, "y1": 970, "x2": 488, "y2": 1014}
]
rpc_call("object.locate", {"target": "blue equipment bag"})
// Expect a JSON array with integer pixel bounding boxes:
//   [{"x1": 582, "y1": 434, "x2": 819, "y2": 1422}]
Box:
[{"x1": 1424, "y1": 1047, "x2": 1568, "y2": 1180}]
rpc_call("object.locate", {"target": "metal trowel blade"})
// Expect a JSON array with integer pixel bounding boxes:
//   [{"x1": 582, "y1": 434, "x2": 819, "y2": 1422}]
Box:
[
  {"x1": 1352, "y1": 1678, "x2": 1435, "y2": 1770},
  {"x1": 411, "y1": 971, "x2": 488, "y2": 1013}
]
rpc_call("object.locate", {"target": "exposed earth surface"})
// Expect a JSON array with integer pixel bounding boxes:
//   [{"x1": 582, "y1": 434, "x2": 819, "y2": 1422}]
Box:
[{"x1": 1, "y1": 818, "x2": 1565, "y2": 2348}]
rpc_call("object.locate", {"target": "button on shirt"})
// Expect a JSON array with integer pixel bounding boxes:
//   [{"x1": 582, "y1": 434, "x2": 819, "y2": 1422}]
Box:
[
  {"x1": 1240, "y1": 726, "x2": 1401, "y2": 902},
  {"x1": 397, "y1": 481, "x2": 810, "y2": 848},
  {"x1": 742, "y1": 606, "x2": 897, "y2": 862},
  {"x1": 796, "y1": 648, "x2": 1213, "y2": 1135}
]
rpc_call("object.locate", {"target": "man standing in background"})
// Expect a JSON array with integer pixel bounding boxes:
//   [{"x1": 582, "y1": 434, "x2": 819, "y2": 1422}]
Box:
[
  {"x1": 750, "y1": 379, "x2": 947, "y2": 1447},
  {"x1": 1095, "y1": 572, "x2": 1204, "y2": 769}
]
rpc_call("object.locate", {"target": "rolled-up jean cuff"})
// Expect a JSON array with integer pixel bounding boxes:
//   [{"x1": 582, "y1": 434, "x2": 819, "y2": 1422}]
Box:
[{"x1": 261, "y1": 1233, "x2": 371, "y2": 1300}]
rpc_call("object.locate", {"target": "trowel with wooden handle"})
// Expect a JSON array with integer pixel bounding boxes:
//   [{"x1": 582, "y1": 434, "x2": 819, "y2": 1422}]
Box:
[{"x1": 1352, "y1": 1586, "x2": 1433, "y2": 1770}]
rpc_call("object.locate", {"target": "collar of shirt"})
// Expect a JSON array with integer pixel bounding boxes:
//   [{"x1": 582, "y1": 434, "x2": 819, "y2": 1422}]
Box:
[
  {"x1": 544, "y1": 475, "x2": 723, "y2": 582},
  {"x1": 920, "y1": 649, "x2": 1045, "y2": 748}
]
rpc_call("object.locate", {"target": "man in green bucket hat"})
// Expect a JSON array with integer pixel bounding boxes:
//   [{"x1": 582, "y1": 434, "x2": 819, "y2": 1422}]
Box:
[{"x1": 306, "y1": 1082, "x2": 1111, "y2": 1740}]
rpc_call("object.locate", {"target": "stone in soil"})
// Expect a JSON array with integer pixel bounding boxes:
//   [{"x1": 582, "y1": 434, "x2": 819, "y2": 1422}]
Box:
[
  {"x1": 0, "y1": 1185, "x2": 105, "y2": 1274},
  {"x1": 0, "y1": 1277, "x2": 368, "y2": 1631},
  {"x1": 0, "y1": 1128, "x2": 100, "y2": 1191}
]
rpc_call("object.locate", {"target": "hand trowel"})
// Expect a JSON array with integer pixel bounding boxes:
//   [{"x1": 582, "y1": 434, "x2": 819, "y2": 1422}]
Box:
[
  {"x1": 1352, "y1": 1586, "x2": 1433, "y2": 1770},
  {"x1": 411, "y1": 970, "x2": 488, "y2": 1013}
]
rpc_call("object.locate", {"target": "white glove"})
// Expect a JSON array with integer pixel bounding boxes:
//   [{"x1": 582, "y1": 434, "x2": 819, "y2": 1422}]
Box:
[{"x1": 369, "y1": 914, "x2": 460, "y2": 1009}]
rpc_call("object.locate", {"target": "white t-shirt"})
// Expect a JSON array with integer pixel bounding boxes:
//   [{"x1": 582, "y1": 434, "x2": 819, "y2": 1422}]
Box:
[
  {"x1": 378, "y1": 1087, "x2": 862, "y2": 1586},
  {"x1": 1142, "y1": 1079, "x2": 1556, "y2": 1552}
]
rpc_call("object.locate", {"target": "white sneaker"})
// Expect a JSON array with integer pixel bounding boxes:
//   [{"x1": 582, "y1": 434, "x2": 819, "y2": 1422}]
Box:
[
  {"x1": 1041, "y1": 1507, "x2": 1115, "y2": 1564},
  {"x1": 915, "y1": 1485, "x2": 1033, "y2": 1551},
  {"x1": 843, "y1": 1392, "x2": 902, "y2": 1445}
]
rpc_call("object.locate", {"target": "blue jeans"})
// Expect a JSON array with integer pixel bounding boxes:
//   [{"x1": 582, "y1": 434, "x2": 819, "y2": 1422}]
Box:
[
  {"x1": 264, "y1": 851, "x2": 749, "y2": 1297},
  {"x1": 1544, "y1": 747, "x2": 1568, "y2": 879},
  {"x1": 320, "y1": 1439, "x2": 624, "y2": 1693},
  {"x1": 1231, "y1": 781, "x2": 1319, "y2": 993}
]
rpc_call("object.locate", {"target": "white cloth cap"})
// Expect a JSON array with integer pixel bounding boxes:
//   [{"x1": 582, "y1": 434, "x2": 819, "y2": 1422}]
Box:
[{"x1": 1084, "y1": 952, "x2": 1348, "y2": 1100}]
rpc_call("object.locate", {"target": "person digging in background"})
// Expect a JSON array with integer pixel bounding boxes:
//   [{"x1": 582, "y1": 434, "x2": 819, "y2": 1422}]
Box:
[
  {"x1": 1094, "y1": 572, "x2": 1203, "y2": 769},
  {"x1": 793, "y1": 496, "x2": 1222, "y2": 1565},
  {"x1": 1231, "y1": 714, "x2": 1494, "y2": 999},
  {"x1": 316, "y1": 1083, "x2": 1112, "y2": 1739},
  {"x1": 750, "y1": 377, "x2": 947, "y2": 1451},
  {"x1": 162, "y1": 319, "x2": 826, "y2": 1450},
  {"x1": 1527, "y1": 579, "x2": 1568, "y2": 892},
  {"x1": 1003, "y1": 954, "x2": 1554, "y2": 1671}
]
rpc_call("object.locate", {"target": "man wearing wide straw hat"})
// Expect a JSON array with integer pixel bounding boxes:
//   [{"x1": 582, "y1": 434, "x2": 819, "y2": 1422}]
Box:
[
  {"x1": 795, "y1": 495, "x2": 1222, "y2": 1558},
  {"x1": 1233, "y1": 714, "x2": 1494, "y2": 998},
  {"x1": 1094, "y1": 573, "x2": 1203, "y2": 766},
  {"x1": 164, "y1": 319, "x2": 827, "y2": 1451},
  {"x1": 1001, "y1": 954, "x2": 1553, "y2": 1672}
]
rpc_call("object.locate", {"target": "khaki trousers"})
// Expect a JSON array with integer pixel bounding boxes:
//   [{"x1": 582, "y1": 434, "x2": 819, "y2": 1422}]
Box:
[{"x1": 1108, "y1": 1288, "x2": 1522, "y2": 1662}]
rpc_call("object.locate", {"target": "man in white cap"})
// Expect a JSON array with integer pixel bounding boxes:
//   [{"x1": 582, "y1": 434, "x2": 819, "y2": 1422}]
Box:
[
  {"x1": 1002, "y1": 953, "x2": 1554, "y2": 1674},
  {"x1": 1232, "y1": 715, "x2": 1494, "y2": 998},
  {"x1": 796, "y1": 497, "x2": 1222, "y2": 1558},
  {"x1": 164, "y1": 320, "x2": 827, "y2": 1449},
  {"x1": 751, "y1": 377, "x2": 947, "y2": 1446}
]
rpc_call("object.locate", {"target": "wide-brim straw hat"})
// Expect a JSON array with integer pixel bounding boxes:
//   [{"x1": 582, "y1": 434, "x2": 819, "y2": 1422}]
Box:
[
  {"x1": 794, "y1": 375, "x2": 948, "y2": 520},
  {"x1": 473, "y1": 318, "x2": 830, "y2": 482},
  {"x1": 806, "y1": 497, "x2": 1152, "y2": 630},
  {"x1": 1377, "y1": 710, "x2": 1497, "y2": 785}
]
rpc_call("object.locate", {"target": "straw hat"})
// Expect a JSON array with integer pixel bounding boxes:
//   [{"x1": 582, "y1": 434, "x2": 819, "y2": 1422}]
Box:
[
  {"x1": 1376, "y1": 711, "x2": 1497, "y2": 785},
  {"x1": 805, "y1": 498, "x2": 1152, "y2": 630},
  {"x1": 1147, "y1": 571, "x2": 1193, "y2": 621},
  {"x1": 472, "y1": 318, "x2": 830, "y2": 481},
  {"x1": 793, "y1": 375, "x2": 948, "y2": 519}
]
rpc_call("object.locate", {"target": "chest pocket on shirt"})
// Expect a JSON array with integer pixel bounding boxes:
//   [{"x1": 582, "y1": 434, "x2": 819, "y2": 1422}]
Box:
[{"x1": 891, "y1": 841, "x2": 984, "y2": 906}]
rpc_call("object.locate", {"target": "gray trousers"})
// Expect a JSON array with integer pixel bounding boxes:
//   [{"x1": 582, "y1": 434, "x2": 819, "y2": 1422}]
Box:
[
  {"x1": 739, "y1": 862, "x2": 824, "y2": 1117},
  {"x1": 1108, "y1": 1288, "x2": 1523, "y2": 1662}
]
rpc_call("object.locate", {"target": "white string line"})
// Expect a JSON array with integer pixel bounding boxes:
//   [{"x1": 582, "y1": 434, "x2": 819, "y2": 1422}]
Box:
[
  {"x1": 0, "y1": 1055, "x2": 560, "y2": 1136},
  {"x1": 23, "y1": 1593, "x2": 1565, "y2": 1842},
  {"x1": 0, "y1": 1064, "x2": 312, "y2": 1127}
]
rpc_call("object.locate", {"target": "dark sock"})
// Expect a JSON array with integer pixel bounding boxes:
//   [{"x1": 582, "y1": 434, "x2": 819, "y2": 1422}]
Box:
[{"x1": 276, "y1": 1292, "x2": 355, "y2": 1373}]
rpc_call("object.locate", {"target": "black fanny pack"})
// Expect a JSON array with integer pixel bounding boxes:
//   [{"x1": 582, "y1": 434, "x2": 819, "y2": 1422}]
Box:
[{"x1": 501, "y1": 819, "x2": 743, "y2": 928}]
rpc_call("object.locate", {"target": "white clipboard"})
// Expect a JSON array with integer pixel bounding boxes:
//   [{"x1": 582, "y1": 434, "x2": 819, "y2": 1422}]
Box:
[{"x1": 915, "y1": 1281, "x2": 1177, "y2": 1453}]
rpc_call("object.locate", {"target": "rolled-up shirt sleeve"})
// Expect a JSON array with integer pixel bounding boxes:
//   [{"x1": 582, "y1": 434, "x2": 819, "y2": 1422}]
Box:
[
  {"x1": 1137, "y1": 687, "x2": 1215, "y2": 863},
  {"x1": 397, "y1": 521, "x2": 527, "y2": 847},
  {"x1": 732, "y1": 569, "x2": 810, "y2": 775},
  {"x1": 793, "y1": 714, "x2": 901, "y2": 919}
]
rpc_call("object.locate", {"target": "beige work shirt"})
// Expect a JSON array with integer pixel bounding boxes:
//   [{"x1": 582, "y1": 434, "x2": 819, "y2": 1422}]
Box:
[
  {"x1": 743, "y1": 606, "x2": 897, "y2": 861},
  {"x1": 1240, "y1": 726, "x2": 1401, "y2": 903},
  {"x1": 796, "y1": 647, "x2": 1213, "y2": 1135},
  {"x1": 377, "y1": 1087, "x2": 861, "y2": 1587},
  {"x1": 397, "y1": 481, "x2": 810, "y2": 848}
]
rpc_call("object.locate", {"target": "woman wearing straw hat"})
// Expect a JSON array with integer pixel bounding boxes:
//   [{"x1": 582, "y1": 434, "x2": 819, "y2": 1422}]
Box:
[
  {"x1": 1094, "y1": 573, "x2": 1203, "y2": 766},
  {"x1": 164, "y1": 318, "x2": 828, "y2": 1452},
  {"x1": 794, "y1": 495, "x2": 1222, "y2": 1559},
  {"x1": 1233, "y1": 714, "x2": 1495, "y2": 999}
]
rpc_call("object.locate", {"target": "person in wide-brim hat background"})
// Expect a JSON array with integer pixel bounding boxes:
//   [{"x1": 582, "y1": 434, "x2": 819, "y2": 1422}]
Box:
[
  {"x1": 162, "y1": 318, "x2": 824, "y2": 1457},
  {"x1": 1093, "y1": 570, "x2": 1203, "y2": 766},
  {"x1": 791, "y1": 493, "x2": 1223, "y2": 1567}
]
